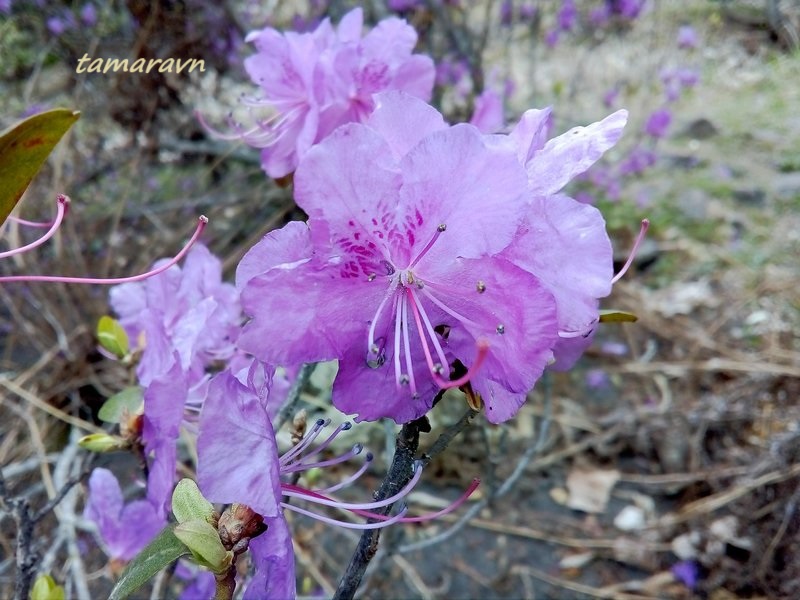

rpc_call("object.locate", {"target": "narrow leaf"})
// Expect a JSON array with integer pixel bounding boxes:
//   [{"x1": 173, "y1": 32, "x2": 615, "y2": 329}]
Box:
[
  {"x1": 97, "y1": 316, "x2": 130, "y2": 358},
  {"x1": 108, "y1": 525, "x2": 189, "y2": 600},
  {"x1": 598, "y1": 309, "x2": 638, "y2": 323},
  {"x1": 0, "y1": 108, "x2": 79, "y2": 226},
  {"x1": 98, "y1": 387, "x2": 143, "y2": 424}
]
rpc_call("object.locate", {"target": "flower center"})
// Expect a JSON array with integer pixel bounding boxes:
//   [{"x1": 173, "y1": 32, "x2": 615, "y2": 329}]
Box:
[{"x1": 364, "y1": 221, "x2": 488, "y2": 400}]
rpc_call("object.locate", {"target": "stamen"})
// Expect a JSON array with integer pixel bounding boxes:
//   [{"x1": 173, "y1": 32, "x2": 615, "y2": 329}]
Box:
[
  {"x1": 476, "y1": 280, "x2": 486, "y2": 293},
  {"x1": 370, "y1": 478, "x2": 481, "y2": 523},
  {"x1": 408, "y1": 223, "x2": 447, "y2": 269},
  {"x1": 367, "y1": 284, "x2": 397, "y2": 362},
  {"x1": 280, "y1": 501, "x2": 409, "y2": 530},
  {"x1": 284, "y1": 443, "x2": 363, "y2": 473},
  {"x1": 417, "y1": 286, "x2": 480, "y2": 328},
  {"x1": 0, "y1": 194, "x2": 68, "y2": 260},
  {"x1": 611, "y1": 218, "x2": 650, "y2": 285},
  {"x1": 0, "y1": 216, "x2": 208, "y2": 285},
  {"x1": 407, "y1": 292, "x2": 490, "y2": 390},
  {"x1": 393, "y1": 293, "x2": 404, "y2": 386},
  {"x1": 400, "y1": 294, "x2": 419, "y2": 398},
  {"x1": 314, "y1": 452, "x2": 374, "y2": 494},
  {"x1": 282, "y1": 463, "x2": 422, "y2": 510},
  {"x1": 282, "y1": 421, "x2": 351, "y2": 467},
  {"x1": 5, "y1": 216, "x2": 52, "y2": 228},
  {"x1": 279, "y1": 418, "x2": 328, "y2": 466},
  {"x1": 407, "y1": 288, "x2": 449, "y2": 370}
]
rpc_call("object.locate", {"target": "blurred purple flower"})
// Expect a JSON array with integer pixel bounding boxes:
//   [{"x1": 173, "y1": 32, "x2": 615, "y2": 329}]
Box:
[
  {"x1": 500, "y1": 0, "x2": 513, "y2": 26},
  {"x1": 0, "y1": 0, "x2": 11, "y2": 14},
  {"x1": 619, "y1": 145, "x2": 657, "y2": 176},
  {"x1": 223, "y1": 8, "x2": 435, "y2": 179},
  {"x1": 672, "y1": 560, "x2": 700, "y2": 589},
  {"x1": 676, "y1": 67, "x2": 700, "y2": 87},
  {"x1": 586, "y1": 368, "x2": 609, "y2": 388},
  {"x1": 80, "y1": 3, "x2": 97, "y2": 26},
  {"x1": 603, "y1": 87, "x2": 620, "y2": 108},
  {"x1": 83, "y1": 468, "x2": 163, "y2": 562},
  {"x1": 46, "y1": 16, "x2": 66, "y2": 35},
  {"x1": 109, "y1": 244, "x2": 240, "y2": 388},
  {"x1": 644, "y1": 107, "x2": 672, "y2": 138},
  {"x1": 545, "y1": 28, "x2": 560, "y2": 47},
  {"x1": 520, "y1": 3, "x2": 537, "y2": 21},
  {"x1": 589, "y1": 5, "x2": 611, "y2": 28},
  {"x1": 614, "y1": 0, "x2": 645, "y2": 19},
  {"x1": 237, "y1": 92, "x2": 561, "y2": 424},
  {"x1": 677, "y1": 25, "x2": 698, "y2": 49},
  {"x1": 557, "y1": 0, "x2": 577, "y2": 31},
  {"x1": 601, "y1": 341, "x2": 628, "y2": 355}
]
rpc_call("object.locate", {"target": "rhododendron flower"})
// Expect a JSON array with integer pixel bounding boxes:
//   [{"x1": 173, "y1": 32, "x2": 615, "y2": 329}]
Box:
[
  {"x1": 83, "y1": 468, "x2": 163, "y2": 562},
  {"x1": 498, "y1": 105, "x2": 629, "y2": 369},
  {"x1": 220, "y1": 7, "x2": 435, "y2": 179},
  {"x1": 238, "y1": 92, "x2": 563, "y2": 423},
  {"x1": 644, "y1": 107, "x2": 672, "y2": 138},
  {"x1": 110, "y1": 244, "x2": 240, "y2": 387}
]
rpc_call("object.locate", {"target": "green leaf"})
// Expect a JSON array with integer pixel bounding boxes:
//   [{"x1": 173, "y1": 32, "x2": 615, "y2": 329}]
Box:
[
  {"x1": 30, "y1": 574, "x2": 65, "y2": 600},
  {"x1": 78, "y1": 433, "x2": 128, "y2": 453},
  {"x1": 173, "y1": 519, "x2": 231, "y2": 574},
  {"x1": 598, "y1": 309, "x2": 638, "y2": 323},
  {"x1": 0, "y1": 108, "x2": 79, "y2": 227},
  {"x1": 98, "y1": 387, "x2": 143, "y2": 424},
  {"x1": 172, "y1": 479, "x2": 215, "y2": 525},
  {"x1": 97, "y1": 316, "x2": 130, "y2": 359},
  {"x1": 109, "y1": 526, "x2": 189, "y2": 600}
]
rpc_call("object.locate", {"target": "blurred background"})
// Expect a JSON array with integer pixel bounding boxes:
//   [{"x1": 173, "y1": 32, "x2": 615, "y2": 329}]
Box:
[{"x1": 1, "y1": 1, "x2": 799, "y2": 598}]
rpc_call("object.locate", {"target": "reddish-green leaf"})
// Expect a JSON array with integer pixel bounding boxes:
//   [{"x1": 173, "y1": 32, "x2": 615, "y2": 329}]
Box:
[{"x1": 0, "y1": 108, "x2": 79, "y2": 226}]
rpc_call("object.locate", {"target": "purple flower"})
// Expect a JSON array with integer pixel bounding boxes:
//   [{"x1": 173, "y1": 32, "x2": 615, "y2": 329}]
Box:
[
  {"x1": 0, "y1": 0, "x2": 11, "y2": 15},
  {"x1": 237, "y1": 92, "x2": 562, "y2": 424},
  {"x1": 80, "y1": 3, "x2": 97, "y2": 26},
  {"x1": 520, "y1": 3, "x2": 537, "y2": 21},
  {"x1": 557, "y1": 0, "x2": 577, "y2": 31},
  {"x1": 110, "y1": 244, "x2": 240, "y2": 387},
  {"x1": 644, "y1": 107, "x2": 672, "y2": 138},
  {"x1": 602, "y1": 87, "x2": 620, "y2": 109},
  {"x1": 469, "y1": 89, "x2": 504, "y2": 133},
  {"x1": 142, "y1": 361, "x2": 190, "y2": 517},
  {"x1": 500, "y1": 0, "x2": 513, "y2": 26},
  {"x1": 589, "y1": 5, "x2": 611, "y2": 28},
  {"x1": 677, "y1": 25, "x2": 698, "y2": 49},
  {"x1": 83, "y1": 468, "x2": 163, "y2": 562},
  {"x1": 613, "y1": 0, "x2": 645, "y2": 19},
  {"x1": 545, "y1": 29, "x2": 560, "y2": 48},
  {"x1": 672, "y1": 560, "x2": 700, "y2": 589},
  {"x1": 46, "y1": 17, "x2": 66, "y2": 36},
  {"x1": 619, "y1": 145, "x2": 657, "y2": 176},
  {"x1": 227, "y1": 8, "x2": 435, "y2": 179},
  {"x1": 500, "y1": 107, "x2": 629, "y2": 369}
]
